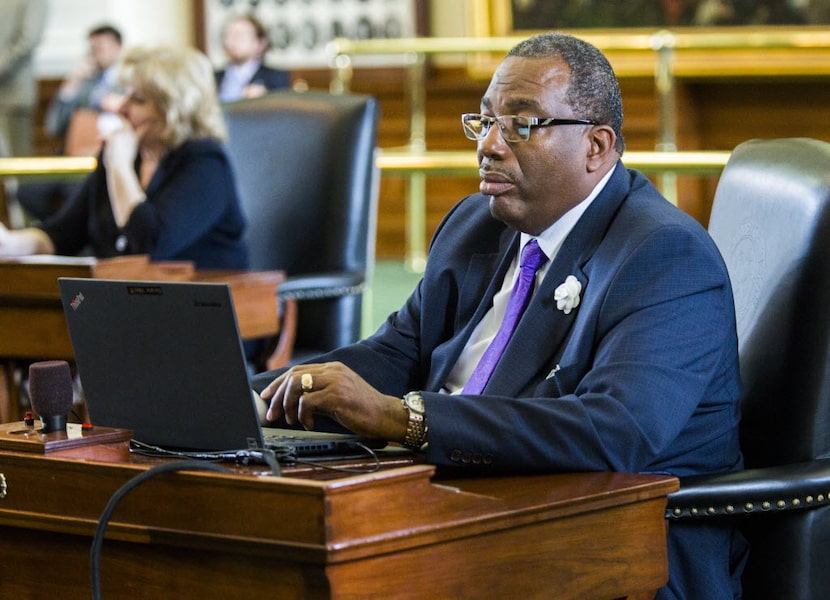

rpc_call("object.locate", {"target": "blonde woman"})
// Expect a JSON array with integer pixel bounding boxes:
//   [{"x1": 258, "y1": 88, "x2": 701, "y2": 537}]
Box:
[{"x1": 0, "y1": 45, "x2": 248, "y2": 269}]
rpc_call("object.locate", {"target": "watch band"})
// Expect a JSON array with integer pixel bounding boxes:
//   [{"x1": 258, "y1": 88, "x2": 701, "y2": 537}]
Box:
[{"x1": 402, "y1": 393, "x2": 428, "y2": 450}]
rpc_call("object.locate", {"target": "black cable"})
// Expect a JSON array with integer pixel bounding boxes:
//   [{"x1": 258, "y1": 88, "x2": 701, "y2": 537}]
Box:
[
  {"x1": 128, "y1": 439, "x2": 379, "y2": 473},
  {"x1": 128, "y1": 440, "x2": 287, "y2": 475},
  {"x1": 288, "y1": 442, "x2": 381, "y2": 473},
  {"x1": 91, "y1": 444, "x2": 380, "y2": 597},
  {"x1": 90, "y1": 460, "x2": 231, "y2": 600}
]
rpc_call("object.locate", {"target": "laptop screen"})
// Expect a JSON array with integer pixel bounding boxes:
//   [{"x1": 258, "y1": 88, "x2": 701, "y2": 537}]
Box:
[{"x1": 59, "y1": 278, "x2": 265, "y2": 451}]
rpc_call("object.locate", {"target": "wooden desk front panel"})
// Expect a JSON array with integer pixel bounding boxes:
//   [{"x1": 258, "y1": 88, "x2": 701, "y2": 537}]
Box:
[
  {"x1": 0, "y1": 498, "x2": 667, "y2": 600},
  {"x1": 0, "y1": 445, "x2": 677, "y2": 599},
  {"x1": 326, "y1": 495, "x2": 669, "y2": 599},
  {"x1": 0, "y1": 527, "x2": 333, "y2": 600}
]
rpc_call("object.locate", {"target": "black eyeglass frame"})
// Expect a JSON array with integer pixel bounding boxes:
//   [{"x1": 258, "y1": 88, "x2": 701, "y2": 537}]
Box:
[{"x1": 461, "y1": 113, "x2": 598, "y2": 142}]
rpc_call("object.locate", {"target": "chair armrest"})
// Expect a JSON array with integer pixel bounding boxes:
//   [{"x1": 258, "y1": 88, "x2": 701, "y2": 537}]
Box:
[
  {"x1": 277, "y1": 271, "x2": 365, "y2": 302},
  {"x1": 666, "y1": 458, "x2": 830, "y2": 519},
  {"x1": 263, "y1": 271, "x2": 366, "y2": 370}
]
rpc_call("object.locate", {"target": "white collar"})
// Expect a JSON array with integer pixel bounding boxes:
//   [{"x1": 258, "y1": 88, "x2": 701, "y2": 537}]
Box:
[{"x1": 521, "y1": 164, "x2": 617, "y2": 259}]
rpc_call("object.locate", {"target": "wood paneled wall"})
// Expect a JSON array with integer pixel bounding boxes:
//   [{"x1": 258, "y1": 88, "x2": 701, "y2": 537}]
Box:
[{"x1": 35, "y1": 67, "x2": 830, "y2": 259}]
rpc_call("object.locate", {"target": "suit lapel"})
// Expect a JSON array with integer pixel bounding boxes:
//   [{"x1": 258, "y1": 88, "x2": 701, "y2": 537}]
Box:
[
  {"x1": 425, "y1": 228, "x2": 518, "y2": 390},
  {"x1": 484, "y1": 162, "x2": 631, "y2": 396}
]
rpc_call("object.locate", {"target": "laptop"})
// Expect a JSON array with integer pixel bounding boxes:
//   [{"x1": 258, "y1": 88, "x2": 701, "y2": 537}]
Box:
[{"x1": 57, "y1": 277, "x2": 383, "y2": 460}]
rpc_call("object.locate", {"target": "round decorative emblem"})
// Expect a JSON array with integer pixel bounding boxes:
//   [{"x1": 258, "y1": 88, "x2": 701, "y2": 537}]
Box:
[{"x1": 730, "y1": 220, "x2": 765, "y2": 334}]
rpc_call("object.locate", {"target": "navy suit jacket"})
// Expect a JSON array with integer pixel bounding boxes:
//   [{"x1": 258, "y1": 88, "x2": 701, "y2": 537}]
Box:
[
  {"x1": 290, "y1": 161, "x2": 742, "y2": 477},
  {"x1": 40, "y1": 139, "x2": 248, "y2": 269},
  {"x1": 253, "y1": 161, "x2": 745, "y2": 598}
]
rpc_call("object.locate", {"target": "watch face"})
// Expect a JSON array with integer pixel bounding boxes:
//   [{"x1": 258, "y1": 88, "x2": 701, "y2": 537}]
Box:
[{"x1": 405, "y1": 393, "x2": 425, "y2": 414}]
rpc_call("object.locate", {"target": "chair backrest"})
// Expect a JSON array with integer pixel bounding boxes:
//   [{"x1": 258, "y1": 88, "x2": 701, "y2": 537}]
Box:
[
  {"x1": 707, "y1": 138, "x2": 830, "y2": 468},
  {"x1": 223, "y1": 91, "x2": 379, "y2": 356}
]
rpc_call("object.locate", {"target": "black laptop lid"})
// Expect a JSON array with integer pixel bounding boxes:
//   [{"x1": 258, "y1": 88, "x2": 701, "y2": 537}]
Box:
[{"x1": 58, "y1": 278, "x2": 264, "y2": 451}]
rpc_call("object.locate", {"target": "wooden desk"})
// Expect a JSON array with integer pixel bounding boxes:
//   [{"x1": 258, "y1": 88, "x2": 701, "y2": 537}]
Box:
[
  {"x1": 0, "y1": 255, "x2": 285, "y2": 422},
  {"x1": 0, "y1": 441, "x2": 678, "y2": 599}
]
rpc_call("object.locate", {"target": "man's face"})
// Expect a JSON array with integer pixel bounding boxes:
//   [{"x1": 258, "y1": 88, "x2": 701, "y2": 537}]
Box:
[
  {"x1": 223, "y1": 18, "x2": 266, "y2": 64},
  {"x1": 88, "y1": 34, "x2": 121, "y2": 70},
  {"x1": 477, "y1": 56, "x2": 595, "y2": 235}
]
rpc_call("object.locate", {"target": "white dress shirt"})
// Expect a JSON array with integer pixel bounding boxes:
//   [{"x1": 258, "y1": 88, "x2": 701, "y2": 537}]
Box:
[
  {"x1": 442, "y1": 166, "x2": 616, "y2": 394},
  {"x1": 218, "y1": 60, "x2": 260, "y2": 103}
]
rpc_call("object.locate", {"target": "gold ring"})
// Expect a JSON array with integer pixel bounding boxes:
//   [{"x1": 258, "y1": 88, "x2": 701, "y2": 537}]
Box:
[{"x1": 300, "y1": 373, "x2": 314, "y2": 392}]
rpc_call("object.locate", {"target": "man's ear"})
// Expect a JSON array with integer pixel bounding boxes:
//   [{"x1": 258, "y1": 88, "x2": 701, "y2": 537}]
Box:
[{"x1": 586, "y1": 125, "x2": 618, "y2": 172}]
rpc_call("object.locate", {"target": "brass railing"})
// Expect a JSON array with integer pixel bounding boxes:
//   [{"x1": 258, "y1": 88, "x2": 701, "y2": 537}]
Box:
[
  {"x1": 375, "y1": 149, "x2": 729, "y2": 175},
  {"x1": 0, "y1": 156, "x2": 96, "y2": 177},
  {"x1": 0, "y1": 150, "x2": 730, "y2": 179},
  {"x1": 0, "y1": 151, "x2": 729, "y2": 237}
]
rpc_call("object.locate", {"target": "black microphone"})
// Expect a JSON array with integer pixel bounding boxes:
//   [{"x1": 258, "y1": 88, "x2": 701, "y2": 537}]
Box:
[{"x1": 28, "y1": 360, "x2": 74, "y2": 433}]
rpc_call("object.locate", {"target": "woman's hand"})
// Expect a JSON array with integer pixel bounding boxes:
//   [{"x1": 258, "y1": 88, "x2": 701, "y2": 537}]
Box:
[
  {"x1": 0, "y1": 222, "x2": 14, "y2": 255},
  {"x1": 0, "y1": 223, "x2": 55, "y2": 256},
  {"x1": 102, "y1": 117, "x2": 147, "y2": 228},
  {"x1": 260, "y1": 361, "x2": 408, "y2": 442},
  {"x1": 101, "y1": 117, "x2": 138, "y2": 170}
]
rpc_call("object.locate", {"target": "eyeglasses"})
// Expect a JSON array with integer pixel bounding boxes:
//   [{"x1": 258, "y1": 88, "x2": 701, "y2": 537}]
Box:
[{"x1": 461, "y1": 113, "x2": 597, "y2": 143}]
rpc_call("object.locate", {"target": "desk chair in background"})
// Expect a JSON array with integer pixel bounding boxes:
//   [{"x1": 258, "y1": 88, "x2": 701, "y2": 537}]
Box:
[
  {"x1": 666, "y1": 138, "x2": 830, "y2": 599},
  {"x1": 222, "y1": 91, "x2": 379, "y2": 368}
]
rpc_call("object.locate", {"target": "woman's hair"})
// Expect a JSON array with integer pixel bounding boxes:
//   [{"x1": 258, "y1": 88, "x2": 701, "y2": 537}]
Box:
[{"x1": 118, "y1": 45, "x2": 227, "y2": 147}]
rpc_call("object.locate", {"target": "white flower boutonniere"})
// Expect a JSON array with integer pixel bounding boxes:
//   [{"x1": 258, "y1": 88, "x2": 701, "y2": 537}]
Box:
[{"x1": 554, "y1": 275, "x2": 582, "y2": 314}]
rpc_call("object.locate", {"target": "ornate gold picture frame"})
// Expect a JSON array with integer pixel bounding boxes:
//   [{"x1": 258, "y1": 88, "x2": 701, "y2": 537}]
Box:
[{"x1": 467, "y1": 0, "x2": 830, "y2": 78}]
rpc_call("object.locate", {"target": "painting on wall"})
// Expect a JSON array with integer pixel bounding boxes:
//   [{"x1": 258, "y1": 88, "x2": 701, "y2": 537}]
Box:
[
  {"x1": 198, "y1": 0, "x2": 425, "y2": 69},
  {"x1": 488, "y1": 0, "x2": 830, "y2": 34},
  {"x1": 465, "y1": 0, "x2": 830, "y2": 80}
]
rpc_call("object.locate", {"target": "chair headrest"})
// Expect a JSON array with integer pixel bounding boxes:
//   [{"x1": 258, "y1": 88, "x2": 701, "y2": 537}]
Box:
[{"x1": 708, "y1": 137, "x2": 830, "y2": 467}]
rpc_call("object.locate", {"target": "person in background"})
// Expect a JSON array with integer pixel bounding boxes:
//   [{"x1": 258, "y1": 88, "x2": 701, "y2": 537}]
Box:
[
  {"x1": 0, "y1": 0, "x2": 47, "y2": 158},
  {"x1": 17, "y1": 24, "x2": 125, "y2": 224},
  {"x1": 0, "y1": 0, "x2": 48, "y2": 227},
  {"x1": 0, "y1": 45, "x2": 248, "y2": 270},
  {"x1": 215, "y1": 14, "x2": 290, "y2": 102},
  {"x1": 44, "y1": 23, "x2": 124, "y2": 147},
  {"x1": 254, "y1": 32, "x2": 746, "y2": 599}
]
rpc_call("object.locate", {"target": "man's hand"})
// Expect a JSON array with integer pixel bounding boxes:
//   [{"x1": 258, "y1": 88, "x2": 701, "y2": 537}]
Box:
[
  {"x1": 260, "y1": 361, "x2": 408, "y2": 442},
  {"x1": 241, "y1": 83, "x2": 267, "y2": 99}
]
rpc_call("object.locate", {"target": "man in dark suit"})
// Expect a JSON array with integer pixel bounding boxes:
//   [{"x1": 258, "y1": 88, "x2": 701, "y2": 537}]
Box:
[
  {"x1": 254, "y1": 32, "x2": 745, "y2": 599},
  {"x1": 44, "y1": 24, "x2": 124, "y2": 146},
  {"x1": 215, "y1": 14, "x2": 289, "y2": 102}
]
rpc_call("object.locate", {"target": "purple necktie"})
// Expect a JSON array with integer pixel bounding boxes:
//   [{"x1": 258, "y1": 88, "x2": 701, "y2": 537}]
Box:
[{"x1": 462, "y1": 239, "x2": 548, "y2": 394}]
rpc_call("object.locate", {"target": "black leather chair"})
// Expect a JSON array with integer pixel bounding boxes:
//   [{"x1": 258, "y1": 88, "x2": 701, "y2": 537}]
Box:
[
  {"x1": 223, "y1": 91, "x2": 379, "y2": 368},
  {"x1": 665, "y1": 138, "x2": 830, "y2": 599}
]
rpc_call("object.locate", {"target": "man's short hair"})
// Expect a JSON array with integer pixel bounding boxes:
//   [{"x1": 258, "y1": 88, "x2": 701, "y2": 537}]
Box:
[
  {"x1": 226, "y1": 14, "x2": 271, "y2": 52},
  {"x1": 508, "y1": 33, "x2": 625, "y2": 153},
  {"x1": 88, "y1": 24, "x2": 122, "y2": 45}
]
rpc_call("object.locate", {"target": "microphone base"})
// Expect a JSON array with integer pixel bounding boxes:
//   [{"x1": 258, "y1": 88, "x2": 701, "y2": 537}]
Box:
[
  {"x1": 39, "y1": 415, "x2": 68, "y2": 434},
  {"x1": 0, "y1": 421, "x2": 134, "y2": 453}
]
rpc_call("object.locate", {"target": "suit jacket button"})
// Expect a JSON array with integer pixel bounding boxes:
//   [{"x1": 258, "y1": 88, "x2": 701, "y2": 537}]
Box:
[
  {"x1": 483, "y1": 454, "x2": 494, "y2": 465},
  {"x1": 450, "y1": 449, "x2": 463, "y2": 462},
  {"x1": 472, "y1": 453, "x2": 483, "y2": 464},
  {"x1": 461, "y1": 452, "x2": 472, "y2": 463}
]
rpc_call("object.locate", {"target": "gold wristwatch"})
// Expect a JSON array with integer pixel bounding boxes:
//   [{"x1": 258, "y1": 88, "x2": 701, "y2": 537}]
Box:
[{"x1": 401, "y1": 391, "x2": 428, "y2": 450}]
